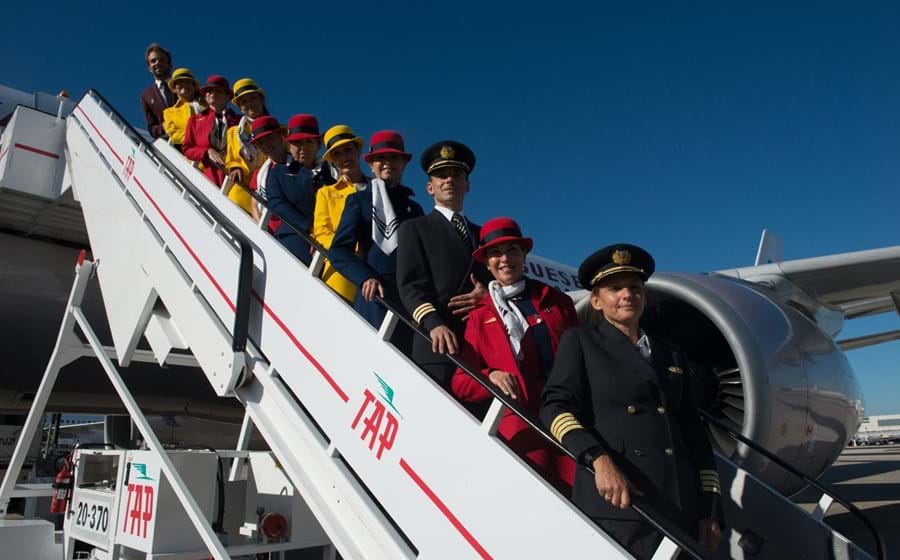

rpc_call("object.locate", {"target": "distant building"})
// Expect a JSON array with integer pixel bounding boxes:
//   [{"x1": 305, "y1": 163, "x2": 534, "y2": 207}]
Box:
[{"x1": 852, "y1": 414, "x2": 900, "y2": 445}]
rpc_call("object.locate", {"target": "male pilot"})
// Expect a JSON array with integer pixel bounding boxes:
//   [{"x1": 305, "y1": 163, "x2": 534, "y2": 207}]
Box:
[{"x1": 396, "y1": 141, "x2": 490, "y2": 390}]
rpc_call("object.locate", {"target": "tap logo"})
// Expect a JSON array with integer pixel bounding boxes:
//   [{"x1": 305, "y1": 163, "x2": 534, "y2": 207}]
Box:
[
  {"x1": 351, "y1": 372, "x2": 401, "y2": 460},
  {"x1": 132, "y1": 463, "x2": 154, "y2": 481},
  {"x1": 123, "y1": 147, "x2": 135, "y2": 182},
  {"x1": 374, "y1": 372, "x2": 403, "y2": 419}
]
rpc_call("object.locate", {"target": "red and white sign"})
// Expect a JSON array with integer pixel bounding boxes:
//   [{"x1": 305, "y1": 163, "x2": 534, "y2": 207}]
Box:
[
  {"x1": 351, "y1": 388, "x2": 399, "y2": 461},
  {"x1": 115, "y1": 455, "x2": 160, "y2": 552}
]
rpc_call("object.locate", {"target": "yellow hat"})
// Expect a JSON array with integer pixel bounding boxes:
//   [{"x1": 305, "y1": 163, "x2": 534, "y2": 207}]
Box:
[
  {"x1": 167, "y1": 68, "x2": 199, "y2": 90},
  {"x1": 322, "y1": 124, "x2": 364, "y2": 161},
  {"x1": 232, "y1": 78, "x2": 265, "y2": 103}
]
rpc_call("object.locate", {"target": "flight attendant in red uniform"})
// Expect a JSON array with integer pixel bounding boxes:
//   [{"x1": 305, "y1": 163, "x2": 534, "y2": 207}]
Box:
[
  {"x1": 451, "y1": 217, "x2": 578, "y2": 490},
  {"x1": 183, "y1": 75, "x2": 241, "y2": 187}
]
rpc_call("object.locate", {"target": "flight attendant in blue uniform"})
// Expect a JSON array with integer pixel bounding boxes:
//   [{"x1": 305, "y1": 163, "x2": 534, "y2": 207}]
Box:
[
  {"x1": 329, "y1": 131, "x2": 424, "y2": 328},
  {"x1": 251, "y1": 116, "x2": 316, "y2": 265},
  {"x1": 541, "y1": 244, "x2": 723, "y2": 559}
]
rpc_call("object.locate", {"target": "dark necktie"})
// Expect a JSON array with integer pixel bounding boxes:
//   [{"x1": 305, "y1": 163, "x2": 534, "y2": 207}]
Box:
[
  {"x1": 160, "y1": 81, "x2": 174, "y2": 106},
  {"x1": 451, "y1": 212, "x2": 473, "y2": 251},
  {"x1": 212, "y1": 114, "x2": 226, "y2": 151}
]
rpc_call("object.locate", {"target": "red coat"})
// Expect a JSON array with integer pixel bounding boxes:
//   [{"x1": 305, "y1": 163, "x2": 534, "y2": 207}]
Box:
[
  {"x1": 183, "y1": 108, "x2": 240, "y2": 187},
  {"x1": 452, "y1": 279, "x2": 578, "y2": 489}
]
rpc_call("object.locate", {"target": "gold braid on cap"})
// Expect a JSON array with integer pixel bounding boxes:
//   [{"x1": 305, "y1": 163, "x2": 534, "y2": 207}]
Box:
[
  {"x1": 590, "y1": 266, "x2": 646, "y2": 287},
  {"x1": 427, "y1": 159, "x2": 470, "y2": 174}
]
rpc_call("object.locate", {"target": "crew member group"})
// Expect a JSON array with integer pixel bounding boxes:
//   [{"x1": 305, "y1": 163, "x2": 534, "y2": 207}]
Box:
[{"x1": 141, "y1": 43, "x2": 723, "y2": 559}]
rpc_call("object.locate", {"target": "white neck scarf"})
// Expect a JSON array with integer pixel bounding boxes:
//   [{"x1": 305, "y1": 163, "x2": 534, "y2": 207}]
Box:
[
  {"x1": 489, "y1": 279, "x2": 528, "y2": 359},
  {"x1": 237, "y1": 116, "x2": 257, "y2": 163},
  {"x1": 372, "y1": 178, "x2": 400, "y2": 255}
]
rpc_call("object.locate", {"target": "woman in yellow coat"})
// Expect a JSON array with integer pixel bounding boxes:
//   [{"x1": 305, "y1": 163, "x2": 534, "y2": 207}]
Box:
[
  {"x1": 313, "y1": 125, "x2": 368, "y2": 302},
  {"x1": 224, "y1": 78, "x2": 269, "y2": 216},
  {"x1": 162, "y1": 68, "x2": 205, "y2": 150}
]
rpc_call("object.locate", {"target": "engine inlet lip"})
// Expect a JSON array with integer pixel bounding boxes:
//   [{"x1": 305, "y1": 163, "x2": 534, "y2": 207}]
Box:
[{"x1": 647, "y1": 272, "x2": 772, "y2": 464}]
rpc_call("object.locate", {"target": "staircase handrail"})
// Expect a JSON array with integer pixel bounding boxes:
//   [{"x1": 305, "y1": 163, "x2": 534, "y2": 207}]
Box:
[
  {"x1": 83, "y1": 89, "x2": 254, "y2": 354},
  {"x1": 700, "y1": 410, "x2": 885, "y2": 560}
]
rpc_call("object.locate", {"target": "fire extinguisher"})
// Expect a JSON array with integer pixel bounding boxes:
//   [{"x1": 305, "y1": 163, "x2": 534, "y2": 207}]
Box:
[{"x1": 50, "y1": 453, "x2": 74, "y2": 514}]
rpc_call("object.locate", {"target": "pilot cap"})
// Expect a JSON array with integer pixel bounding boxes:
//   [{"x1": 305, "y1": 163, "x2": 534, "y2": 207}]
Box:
[
  {"x1": 578, "y1": 244, "x2": 655, "y2": 289},
  {"x1": 420, "y1": 140, "x2": 476, "y2": 175}
]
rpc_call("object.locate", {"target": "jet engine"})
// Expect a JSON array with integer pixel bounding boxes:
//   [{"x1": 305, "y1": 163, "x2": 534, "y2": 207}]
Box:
[{"x1": 638, "y1": 272, "x2": 864, "y2": 495}]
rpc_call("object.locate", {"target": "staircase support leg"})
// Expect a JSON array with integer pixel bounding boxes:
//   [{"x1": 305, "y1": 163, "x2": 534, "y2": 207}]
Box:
[
  {"x1": 72, "y1": 304, "x2": 232, "y2": 560},
  {"x1": 228, "y1": 410, "x2": 255, "y2": 481}
]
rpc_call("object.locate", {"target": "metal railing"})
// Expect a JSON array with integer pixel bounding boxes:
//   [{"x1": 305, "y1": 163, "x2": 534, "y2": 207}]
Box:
[
  {"x1": 80, "y1": 90, "x2": 254, "y2": 353},
  {"x1": 700, "y1": 410, "x2": 885, "y2": 560}
]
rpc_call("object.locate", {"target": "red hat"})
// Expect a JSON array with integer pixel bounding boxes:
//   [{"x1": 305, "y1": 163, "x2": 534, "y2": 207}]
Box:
[
  {"x1": 285, "y1": 114, "x2": 320, "y2": 142},
  {"x1": 472, "y1": 217, "x2": 534, "y2": 263},
  {"x1": 199, "y1": 75, "x2": 232, "y2": 97},
  {"x1": 249, "y1": 116, "x2": 284, "y2": 144},
  {"x1": 364, "y1": 130, "x2": 412, "y2": 163}
]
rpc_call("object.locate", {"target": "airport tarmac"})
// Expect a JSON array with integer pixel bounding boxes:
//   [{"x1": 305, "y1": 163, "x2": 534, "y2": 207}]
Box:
[{"x1": 794, "y1": 443, "x2": 900, "y2": 559}]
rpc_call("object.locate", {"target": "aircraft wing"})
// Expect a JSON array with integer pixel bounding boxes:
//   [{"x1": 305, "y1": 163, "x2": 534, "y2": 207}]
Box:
[{"x1": 718, "y1": 245, "x2": 900, "y2": 319}]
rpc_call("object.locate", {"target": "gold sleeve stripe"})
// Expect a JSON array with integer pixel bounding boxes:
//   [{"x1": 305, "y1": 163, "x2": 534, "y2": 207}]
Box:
[
  {"x1": 699, "y1": 469, "x2": 719, "y2": 477},
  {"x1": 550, "y1": 413, "x2": 585, "y2": 443},
  {"x1": 550, "y1": 413, "x2": 577, "y2": 433},
  {"x1": 413, "y1": 303, "x2": 437, "y2": 324},
  {"x1": 701, "y1": 484, "x2": 722, "y2": 494},
  {"x1": 555, "y1": 423, "x2": 583, "y2": 442},
  {"x1": 553, "y1": 420, "x2": 581, "y2": 439}
]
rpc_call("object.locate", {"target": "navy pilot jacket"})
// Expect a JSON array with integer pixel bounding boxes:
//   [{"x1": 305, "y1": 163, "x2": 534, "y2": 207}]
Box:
[{"x1": 540, "y1": 320, "x2": 724, "y2": 530}]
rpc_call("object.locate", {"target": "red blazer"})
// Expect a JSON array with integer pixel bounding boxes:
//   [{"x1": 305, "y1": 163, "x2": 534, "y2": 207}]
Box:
[
  {"x1": 452, "y1": 279, "x2": 578, "y2": 488},
  {"x1": 183, "y1": 108, "x2": 240, "y2": 187},
  {"x1": 140, "y1": 82, "x2": 171, "y2": 139}
]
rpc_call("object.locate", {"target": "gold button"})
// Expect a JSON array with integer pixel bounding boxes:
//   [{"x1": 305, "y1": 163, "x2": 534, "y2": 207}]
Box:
[
  {"x1": 664, "y1": 447, "x2": 673, "y2": 456},
  {"x1": 657, "y1": 406, "x2": 666, "y2": 414},
  {"x1": 535, "y1": 318, "x2": 543, "y2": 324},
  {"x1": 626, "y1": 405, "x2": 636, "y2": 414}
]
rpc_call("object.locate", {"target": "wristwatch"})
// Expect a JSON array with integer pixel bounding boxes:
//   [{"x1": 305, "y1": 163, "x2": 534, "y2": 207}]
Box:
[{"x1": 581, "y1": 445, "x2": 606, "y2": 467}]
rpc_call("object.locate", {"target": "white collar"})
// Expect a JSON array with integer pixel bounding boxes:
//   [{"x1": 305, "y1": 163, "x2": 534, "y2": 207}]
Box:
[{"x1": 434, "y1": 205, "x2": 464, "y2": 222}]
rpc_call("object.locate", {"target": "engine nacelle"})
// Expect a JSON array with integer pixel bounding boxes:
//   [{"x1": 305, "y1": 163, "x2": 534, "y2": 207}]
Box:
[{"x1": 629, "y1": 272, "x2": 862, "y2": 495}]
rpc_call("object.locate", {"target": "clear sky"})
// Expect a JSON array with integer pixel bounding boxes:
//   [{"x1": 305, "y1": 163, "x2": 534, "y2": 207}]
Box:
[{"x1": 2, "y1": 2, "x2": 898, "y2": 414}]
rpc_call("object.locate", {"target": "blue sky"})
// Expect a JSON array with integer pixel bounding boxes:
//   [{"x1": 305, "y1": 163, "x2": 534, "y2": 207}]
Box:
[{"x1": 3, "y1": 2, "x2": 898, "y2": 414}]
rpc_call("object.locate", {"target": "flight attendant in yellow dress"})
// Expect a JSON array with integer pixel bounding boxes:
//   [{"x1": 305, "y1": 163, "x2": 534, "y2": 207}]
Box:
[{"x1": 313, "y1": 125, "x2": 367, "y2": 301}]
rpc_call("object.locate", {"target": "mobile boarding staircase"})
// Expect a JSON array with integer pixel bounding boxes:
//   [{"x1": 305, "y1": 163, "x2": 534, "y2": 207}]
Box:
[{"x1": 0, "y1": 91, "x2": 886, "y2": 559}]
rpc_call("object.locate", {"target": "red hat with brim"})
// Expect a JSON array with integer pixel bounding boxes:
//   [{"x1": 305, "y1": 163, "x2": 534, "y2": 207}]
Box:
[
  {"x1": 285, "y1": 114, "x2": 320, "y2": 142},
  {"x1": 199, "y1": 75, "x2": 232, "y2": 97},
  {"x1": 364, "y1": 130, "x2": 412, "y2": 163},
  {"x1": 472, "y1": 217, "x2": 533, "y2": 263},
  {"x1": 249, "y1": 116, "x2": 285, "y2": 144}
]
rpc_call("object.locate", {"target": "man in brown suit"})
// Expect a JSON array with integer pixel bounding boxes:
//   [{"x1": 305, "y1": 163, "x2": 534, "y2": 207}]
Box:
[{"x1": 139, "y1": 43, "x2": 174, "y2": 139}]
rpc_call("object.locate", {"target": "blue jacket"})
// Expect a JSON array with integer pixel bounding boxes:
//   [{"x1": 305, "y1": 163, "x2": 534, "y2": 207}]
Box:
[
  {"x1": 330, "y1": 183, "x2": 424, "y2": 286},
  {"x1": 330, "y1": 183, "x2": 424, "y2": 325},
  {"x1": 267, "y1": 159, "x2": 315, "y2": 237},
  {"x1": 266, "y1": 158, "x2": 316, "y2": 263}
]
